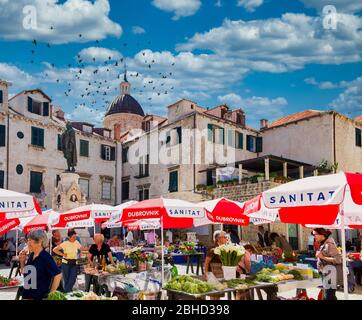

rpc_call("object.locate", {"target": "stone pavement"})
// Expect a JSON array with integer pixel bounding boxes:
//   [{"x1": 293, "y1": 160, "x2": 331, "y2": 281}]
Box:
[{"x1": 1, "y1": 264, "x2": 362, "y2": 300}]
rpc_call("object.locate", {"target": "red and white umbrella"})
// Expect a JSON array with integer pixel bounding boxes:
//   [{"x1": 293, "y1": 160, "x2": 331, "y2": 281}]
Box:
[
  {"x1": 21, "y1": 210, "x2": 59, "y2": 234},
  {"x1": 121, "y1": 198, "x2": 205, "y2": 229},
  {"x1": 107, "y1": 201, "x2": 138, "y2": 225},
  {"x1": 195, "y1": 198, "x2": 249, "y2": 227},
  {"x1": 0, "y1": 188, "x2": 42, "y2": 220},
  {"x1": 125, "y1": 219, "x2": 160, "y2": 231},
  {"x1": 0, "y1": 218, "x2": 20, "y2": 236},
  {"x1": 52, "y1": 203, "x2": 118, "y2": 228},
  {"x1": 245, "y1": 172, "x2": 362, "y2": 299}
]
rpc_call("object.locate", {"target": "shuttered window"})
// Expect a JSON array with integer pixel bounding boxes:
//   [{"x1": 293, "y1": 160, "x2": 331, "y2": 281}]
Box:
[
  {"x1": 218, "y1": 127, "x2": 225, "y2": 145},
  {"x1": 31, "y1": 127, "x2": 44, "y2": 147},
  {"x1": 43, "y1": 102, "x2": 49, "y2": 116},
  {"x1": 30, "y1": 171, "x2": 42, "y2": 193},
  {"x1": 101, "y1": 145, "x2": 116, "y2": 161},
  {"x1": 169, "y1": 171, "x2": 178, "y2": 193},
  {"x1": 122, "y1": 181, "x2": 129, "y2": 201},
  {"x1": 256, "y1": 137, "x2": 263, "y2": 153},
  {"x1": 246, "y1": 135, "x2": 255, "y2": 152},
  {"x1": 237, "y1": 132, "x2": 243, "y2": 149},
  {"x1": 27, "y1": 97, "x2": 33, "y2": 112},
  {"x1": 57, "y1": 134, "x2": 62, "y2": 151},
  {"x1": 0, "y1": 90, "x2": 3, "y2": 104},
  {"x1": 0, "y1": 125, "x2": 5, "y2": 147},
  {"x1": 0, "y1": 170, "x2": 4, "y2": 188},
  {"x1": 80, "y1": 140, "x2": 89, "y2": 157},
  {"x1": 102, "y1": 181, "x2": 112, "y2": 200},
  {"x1": 122, "y1": 147, "x2": 128, "y2": 163},
  {"x1": 207, "y1": 124, "x2": 213, "y2": 142},
  {"x1": 356, "y1": 128, "x2": 362, "y2": 147}
]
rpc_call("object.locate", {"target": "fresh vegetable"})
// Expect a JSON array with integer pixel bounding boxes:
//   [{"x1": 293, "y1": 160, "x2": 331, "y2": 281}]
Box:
[
  {"x1": 165, "y1": 275, "x2": 215, "y2": 294},
  {"x1": 47, "y1": 291, "x2": 67, "y2": 300},
  {"x1": 313, "y1": 271, "x2": 321, "y2": 279},
  {"x1": 287, "y1": 269, "x2": 304, "y2": 281},
  {"x1": 226, "y1": 279, "x2": 256, "y2": 289}
]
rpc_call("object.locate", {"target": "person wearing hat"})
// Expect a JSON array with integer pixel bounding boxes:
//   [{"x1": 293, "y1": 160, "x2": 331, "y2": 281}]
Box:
[{"x1": 53, "y1": 229, "x2": 87, "y2": 292}]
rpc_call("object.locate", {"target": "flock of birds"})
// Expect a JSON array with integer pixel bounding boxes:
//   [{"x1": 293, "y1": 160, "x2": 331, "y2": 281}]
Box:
[{"x1": 29, "y1": 30, "x2": 177, "y2": 115}]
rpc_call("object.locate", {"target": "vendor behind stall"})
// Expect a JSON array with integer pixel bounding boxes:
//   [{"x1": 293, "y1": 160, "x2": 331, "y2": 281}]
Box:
[
  {"x1": 88, "y1": 234, "x2": 116, "y2": 266},
  {"x1": 270, "y1": 233, "x2": 293, "y2": 255},
  {"x1": 204, "y1": 230, "x2": 228, "y2": 280}
]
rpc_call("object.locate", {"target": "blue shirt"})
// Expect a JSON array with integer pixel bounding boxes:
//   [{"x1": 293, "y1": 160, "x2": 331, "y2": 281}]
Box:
[{"x1": 22, "y1": 249, "x2": 61, "y2": 300}]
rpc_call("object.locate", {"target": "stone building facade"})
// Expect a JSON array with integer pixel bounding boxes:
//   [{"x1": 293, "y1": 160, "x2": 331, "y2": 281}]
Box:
[{"x1": 0, "y1": 81, "x2": 121, "y2": 209}]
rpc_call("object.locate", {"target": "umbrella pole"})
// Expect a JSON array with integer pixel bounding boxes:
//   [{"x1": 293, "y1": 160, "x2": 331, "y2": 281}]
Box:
[
  {"x1": 340, "y1": 206, "x2": 349, "y2": 300},
  {"x1": 161, "y1": 216, "x2": 164, "y2": 289},
  {"x1": 15, "y1": 229, "x2": 18, "y2": 258}
]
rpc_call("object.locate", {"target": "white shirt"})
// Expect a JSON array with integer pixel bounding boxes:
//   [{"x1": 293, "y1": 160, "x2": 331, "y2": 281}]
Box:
[{"x1": 126, "y1": 231, "x2": 134, "y2": 243}]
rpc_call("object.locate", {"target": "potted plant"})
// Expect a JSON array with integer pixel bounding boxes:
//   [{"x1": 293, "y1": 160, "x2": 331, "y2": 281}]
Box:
[
  {"x1": 241, "y1": 177, "x2": 249, "y2": 185},
  {"x1": 269, "y1": 172, "x2": 277, "y2": 182},
  {"x1": 125, "y1": 248, "x2": 148, "y2": 271},
  {"x1": 196, "y1": 184, "x2": 206, "y2": 191},
  {"x1": 257, "y1": 173, "x2": 264, "y2": 183},
  {"x1": 275, "y1": 176, "x2": 287, "y2": 183},
  {"x1": 214, "y1": 244, "x2": 245, "y2": 280},
  {"x1": 216, "y1": 181, "x2": 223, "y2": 188},
  {"x1": 179, "y1": 241, "x2": 197, "y2": 255},
  {"x1": 232, "y1": 178, "x2": 239, "y2": 185}
]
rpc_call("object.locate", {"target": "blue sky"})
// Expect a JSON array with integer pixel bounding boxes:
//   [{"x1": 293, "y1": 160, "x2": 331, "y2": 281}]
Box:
[{"x1": 0, "y1": 0, "x2": 361, "y2": 128}]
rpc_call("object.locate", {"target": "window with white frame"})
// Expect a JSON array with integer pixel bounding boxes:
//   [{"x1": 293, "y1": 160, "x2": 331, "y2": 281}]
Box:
[
  {"x1": 83, "y1": 125, "x2": 93, "y2": 134},
  {"x1": 102, "y1": 181, "x2": 112, "y2": 200}
]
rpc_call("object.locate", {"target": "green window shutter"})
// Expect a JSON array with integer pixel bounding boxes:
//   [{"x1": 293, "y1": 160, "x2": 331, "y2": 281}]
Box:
[
  {"x1": 0, "y1": 90, "x2": 3, "y2": 104},
  {"x1": 27, "y1": 97, "x2": 33, "y2": 113},
  {"x1": 176, "y1": 127, "x2": 182, "y2": 144},
  {"x1": 139, "y1": 189, "x2": 144, "y2": 201},
  {"x1": 238, "y1": 132, "x2": 244, "y2": 149},
  {"x1": 122, "y1": 147, "x2": 128, "y2": 163},
  {"x1": 256, "y1": 137, "x2": 263, "y2": 153},
  {"x1": 57, "y1": 134, "x2": 62, "y2": 151},
  {"x1": 206, "y1": 170, "x2": 213, "y2": 186},
  {"x1": 122, "y1": 181, "x2": 129, "y2": 201},
  {"x1": 169, "y1": 171, "x2": 178, "y2": 193},
  {"x1": 0, "y1": 125, "x2": 5, "y2": 147},
  {"x1": 110, "y1": 147, "x2": 116, "y2": 161},
  {"x1": 39, "y1": 128, "x2": 44, "y2": 147},
  {"x1": 31, "y1": 127, "x2": 37, "y2": 145},
  {"x1": 227, "y1": 129, "x2": 233, "y2": 147},
  {"x1": 219, "y1": 128, "x2": 225, "y2": 145},
  {"x1": 0, "y1": 170, "x2": 4, "y2": 188},
  {"x1": 80, "y1": 140, "x2": 89, "y2": 157},
  {"x1": 207, "y1": 124, "x2": 213, "y2": 141},
  {"x1": 43, "y1": 102, "x2": 49, "y2": 116},
  {"x1": 144, "y1": 189, "x2": 149, "y2": 200},
  {"x1": 30, "y1": 171, "x2": 42, "y2": 193},
  {"x1": 101, "y1": 145, "x2": 106, "y2": 160},
  {"x1": 246, "y1": 135, "x2": 254, "y2": 152},
  {"x1": 356, "y1": 128, "x2": 362, "y2": 147}
]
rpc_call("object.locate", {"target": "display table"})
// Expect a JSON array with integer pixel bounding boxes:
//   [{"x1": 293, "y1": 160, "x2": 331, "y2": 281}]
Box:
[
  {"x1": 170, "y1": 252, "x2": 204, "y2": 276},
  {"x1": 277, "y1": 278, "x2": 322, "y2": 293},
  {"x1": 165, "y1": 282, "x2": 278, "y2": 300},
  {"x1": 8, "y1": 257, "x2": 21, "y2": 279}
]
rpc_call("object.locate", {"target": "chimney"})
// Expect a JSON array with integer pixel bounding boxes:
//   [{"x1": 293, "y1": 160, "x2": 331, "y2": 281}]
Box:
[
  {"x1": 114, "y1": 124, "x2": 121, "y2": 141},
  {"x1": 260, "y1": 119, "x2": 269, "y2": 129}
]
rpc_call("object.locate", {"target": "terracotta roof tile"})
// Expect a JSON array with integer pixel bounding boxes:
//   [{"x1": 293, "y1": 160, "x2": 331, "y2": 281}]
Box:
[
  {"x1": 269, "y1": 110, "x2": 322, "y2": 128},
  {"x1": 355, "y1": 115, "x2": 362, "y2": 122}
]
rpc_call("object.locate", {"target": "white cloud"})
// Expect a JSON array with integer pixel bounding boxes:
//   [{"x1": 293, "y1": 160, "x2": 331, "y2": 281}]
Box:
[
  {"x1": 0, "y1": 63, "x2": 37, "y2": 88},
  {"x1": 304, "y1": 77, "x2": 349, "y2": 89},
  {"x1": 237, "y1": 0, "x2": 264, "y2": 12},
  {"x1": 152, "y1": 0, "x2": 201, "y2": 20},
  {"x1": 215, "y1": 0, "x2": 222, "y2": 8},
  {"x1": 68, "y1": 104, "x2": 104, "y2": 125},
  {"x1": 0, "y1": 0, "x2": 122, "y2": 44},
  {"x1": 300, "y1": 0, "x2": 362, "y2": 13},
  {"x1": 177, "y1": 13, "x2": 362, "y2": 73},
  {"x1": 218, "y1": 93, "x2": 288, "y2": 121},
  {"x1": 330, "y1": 76, "x2": 362, "y2": 115},
  {"x1": 132, "y1": 26, "x2": 146, "y2": 34},
  {"x1": 78, "y1": 47, "x2": 122, "y2": 63}
]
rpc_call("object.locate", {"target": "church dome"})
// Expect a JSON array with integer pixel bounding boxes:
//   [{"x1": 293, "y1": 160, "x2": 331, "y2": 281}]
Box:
[
  {"x1": 105, "y1": 70, "x2": 144, "y2": 118},
  {"x1": 105, "y1": 93, "x2": 144, "y2": 117}
]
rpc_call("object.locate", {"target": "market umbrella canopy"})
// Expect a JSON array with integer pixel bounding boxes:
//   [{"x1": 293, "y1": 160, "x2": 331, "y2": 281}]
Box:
[
  {"x1": 121, "y1": 198, "x2": 205, "y2": 229},
  {"x1": 108, "y1": 200, "x2": 138, "y2": 224},
  {"x1": 0, "y1": 188, "x2": 42, "y2": 219},
  {"x1": 125, "y1": 219, "x2": 160, "y2": 231},
  {"x1": 243, "y1": 195, "x2": 278, "y2": 222},
  {"x1": 198, "y1": 198, "x2": 249, "y2": 226},
  {"x1": 259, "y1": 172, "x2": 362, "y2": 225},
  {"x1": 21, "y1": 210, "x2": 59, "y2": 234},
  {"x1": 0, "y1": 218, "x2": 20, "y2": 236}
]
